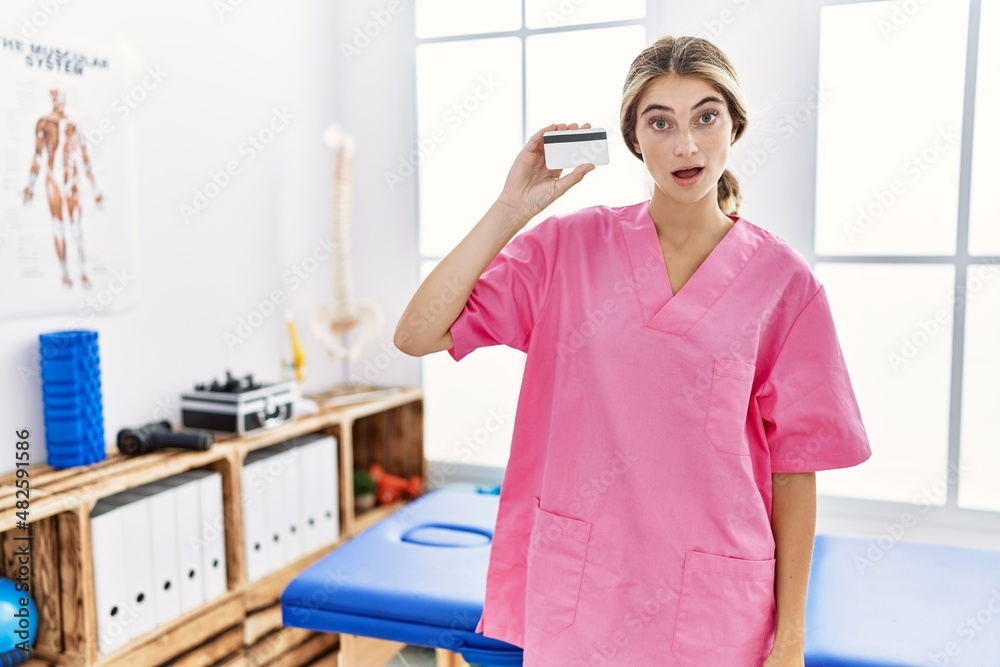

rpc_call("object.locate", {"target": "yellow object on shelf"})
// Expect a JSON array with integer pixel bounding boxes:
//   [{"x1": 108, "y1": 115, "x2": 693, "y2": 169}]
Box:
[{"x1": 286, "y1": 312, "x2": 306, "y2": 382}]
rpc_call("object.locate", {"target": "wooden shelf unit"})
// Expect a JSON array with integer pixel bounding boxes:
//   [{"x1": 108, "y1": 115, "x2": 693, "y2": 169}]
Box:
[{"x1": 0, "y1": 387, "x2": 424, "y2": 667}]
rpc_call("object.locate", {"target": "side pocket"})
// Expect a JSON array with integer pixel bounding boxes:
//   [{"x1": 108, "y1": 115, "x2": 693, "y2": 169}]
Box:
[
  {"x1": 704, "y1": 357, "x2": 756, "y2": 456},
  {"x1": 670, "y1": 550, "x2": 776, "y2": 666},
  {"x1": 525, "y1": 499, "x2": 592, "y2": 635}
]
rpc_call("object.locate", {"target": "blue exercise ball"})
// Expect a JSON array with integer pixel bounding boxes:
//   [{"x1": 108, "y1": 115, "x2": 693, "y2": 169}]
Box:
[{"x1": 0, "y1": 576, "x2": 38, "y2": 656}]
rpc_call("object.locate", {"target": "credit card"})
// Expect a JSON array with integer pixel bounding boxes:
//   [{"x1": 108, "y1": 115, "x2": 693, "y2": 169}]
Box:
[{"x1": 542, "y1": 128, "x2": 610, "y2": 170}]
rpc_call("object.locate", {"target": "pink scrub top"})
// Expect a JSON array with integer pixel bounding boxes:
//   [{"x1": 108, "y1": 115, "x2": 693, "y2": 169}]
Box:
[{"x1": 447, "y1": 199, "x2": 871, "y2": 666}]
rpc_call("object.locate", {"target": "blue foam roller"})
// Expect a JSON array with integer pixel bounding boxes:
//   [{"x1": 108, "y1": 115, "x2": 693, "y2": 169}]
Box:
[
  {"x1": 44, "y1": 421, "x2": 94, "y2": 442},
  {"x1": 43, "y1": 411, "x2": 99, "y2": 427},
  {"x1": 39, "y1": 329, "x2": 97, "y2": 348},
  {"x1": 42, "y1": 398, "x2": 101, "y2": 414},
  {"x1": 40, "y1": 393, "x2": 100, "y2": 409},
  {"x1": 41, "y1": 363, "x2": 101, "y2": 383},
  {"x1": 39, "y1": 329, "x2": 105, "y2": 470},
  {"x1": 42, "y1": 380, "x2": 102, "y2": 397},
  {"x1": 39, "y1": 345, "x2": 97, "y2": 364}
]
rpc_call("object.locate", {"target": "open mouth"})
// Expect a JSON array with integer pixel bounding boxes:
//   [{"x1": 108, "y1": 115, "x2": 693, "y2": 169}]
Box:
[{"x1": 672, "y1": 167, "x2": 703, "y2": 179}]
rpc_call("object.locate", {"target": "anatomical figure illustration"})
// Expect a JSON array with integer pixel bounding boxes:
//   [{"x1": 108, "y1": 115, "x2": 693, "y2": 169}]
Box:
[{"x1": 23, "y1": 89, "x2": 103, "y2": 288}]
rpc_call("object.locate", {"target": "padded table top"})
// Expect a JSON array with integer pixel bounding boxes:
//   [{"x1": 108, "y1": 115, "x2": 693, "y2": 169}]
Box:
[
  {"x1": 281, "y1": 488, "x2": 523, "y2": 665},
  {"x1": 805, "y1": 534, "x2": 1000, "y2": 666}
]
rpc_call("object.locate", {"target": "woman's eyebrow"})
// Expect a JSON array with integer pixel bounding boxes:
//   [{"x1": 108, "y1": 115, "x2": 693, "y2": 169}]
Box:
[{"x1": 640, "y1": 96, "x2": 725, "y2": 116}]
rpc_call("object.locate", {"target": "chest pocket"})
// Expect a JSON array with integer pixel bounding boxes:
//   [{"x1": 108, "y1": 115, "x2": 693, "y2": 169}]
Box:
[{"x1": 704, "y1": 357, "x2": 756, "y2": 456}]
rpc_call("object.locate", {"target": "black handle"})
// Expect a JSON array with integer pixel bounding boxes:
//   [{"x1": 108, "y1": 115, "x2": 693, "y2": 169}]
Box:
[{"x1": 117, "y1": 421, "x2": 213, "y2": 456}]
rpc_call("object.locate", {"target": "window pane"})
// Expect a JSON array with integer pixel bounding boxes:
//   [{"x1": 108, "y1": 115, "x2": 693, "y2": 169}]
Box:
[
  {"x1": 814, "y1": 1, "x2": 968, "y2": 256},
  {"x1": 525, "y1": 26, "x2": 651, "y2": 222},
  {"x1": 416, "y1": 38, "x2": 522, "y2": 257},
  {"x1": 415, "y1": 0, "x2": 521, "y2": 39},
  {"x1": 419, "y1": 259, "x2": 523, "y2": 469},
  {"x1": 525, "y1": 0, "x2": 645, "y2": 29},
  {"x1": 814, "y1": 263, "x2": 953, "y2": 504},
  {"x1": 968, "y1": 0, "x2": 1000, "y2": 255},
  {"x1": 959, "y1": 264, "x2": 1000, "y2": 511}
]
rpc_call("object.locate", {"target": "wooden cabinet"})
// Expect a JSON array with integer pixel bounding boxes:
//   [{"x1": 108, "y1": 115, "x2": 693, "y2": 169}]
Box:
[{"x1": 0, "y1": 387, "x2": 423, "y2": 667}]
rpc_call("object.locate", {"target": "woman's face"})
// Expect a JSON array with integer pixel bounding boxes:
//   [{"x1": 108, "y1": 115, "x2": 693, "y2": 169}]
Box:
[{"x1": 631, "y1": 74, "x2": 737, "y2": 204}]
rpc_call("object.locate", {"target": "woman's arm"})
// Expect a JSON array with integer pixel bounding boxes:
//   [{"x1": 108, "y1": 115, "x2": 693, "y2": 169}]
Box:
[
  {"x1": 764, "y1": 471, "x2": 816, "y2": 666},
  {"x1": 393, "y1": 122, "x2": 593, "y2": 357},
  {"x1": 393, "y1": 198, "x2": 529, "y2": 357}
]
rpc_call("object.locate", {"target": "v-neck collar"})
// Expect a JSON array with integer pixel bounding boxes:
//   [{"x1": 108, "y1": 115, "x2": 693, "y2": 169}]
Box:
[{"x1": 618, "y1": 200, "x2": 765, "y2": 336}]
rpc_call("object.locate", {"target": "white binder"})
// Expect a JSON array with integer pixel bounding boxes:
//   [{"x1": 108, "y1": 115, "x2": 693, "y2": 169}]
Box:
[
  {"x1": 316, "y1": 435, "x2": 340, "y2": 546},
  {"x1": 130, "y1": 483, "x2": 183, "y2": 626},
  {"x1": 242, "y1": 453, "x2": 270, "y2": 582},
  {"x1": 175, "y1": 470, "x2": 228, "y2": 601},
  {"x1": 265, "y1": 454, "x2": 288, "y2": 573},
  {"x1": 282, "y1": 442, "x2": 304, "y2": 563},
  {"x1": 298, "y1": 438, "x2": 322, "y2": 554},
  {"x1": 91, "y1": 499, "x2": 131, "y2": 656},
  {"x1": 298, "y1": 434, "x2": 339, "y2": 553},
  {"x1": 100, "y1": 491, "x2": 157, "y2": 638},
  {"x1": 144, "y1": 475, "x2": 205, "y2": 614}
]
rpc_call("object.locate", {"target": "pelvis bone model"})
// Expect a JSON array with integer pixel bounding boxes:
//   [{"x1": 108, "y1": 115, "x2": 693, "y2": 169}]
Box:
[{"x1": 313, "y1": 124, "x2": 383, "y2": 367}]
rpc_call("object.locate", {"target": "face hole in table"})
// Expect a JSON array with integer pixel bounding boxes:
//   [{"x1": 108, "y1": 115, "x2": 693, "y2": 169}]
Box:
[{"x1": 400, "y1": 523, "x2": 492, "y2": 547}]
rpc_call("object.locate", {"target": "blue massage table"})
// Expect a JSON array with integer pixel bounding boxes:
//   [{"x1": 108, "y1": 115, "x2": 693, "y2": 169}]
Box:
[
  {"x1": 804, "y1": 534, "x2": 1000, "y2": 666},
  {"x1": 280, "y1": 488, "x2": 523, "y2": 666},
  {"x1": 281, "y1": 488, "x2": 1000, "y2": 667}
]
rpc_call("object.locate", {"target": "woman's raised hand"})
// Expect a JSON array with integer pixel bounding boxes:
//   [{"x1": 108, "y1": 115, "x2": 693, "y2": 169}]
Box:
[{"x1": 495, "y1": 122, "x2": 596, "y2": 224}]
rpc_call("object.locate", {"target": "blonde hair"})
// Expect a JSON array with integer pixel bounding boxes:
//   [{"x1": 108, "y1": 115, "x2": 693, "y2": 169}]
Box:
[{"x1": 620, "y1": 36, "x2": 748, "y2": 216}]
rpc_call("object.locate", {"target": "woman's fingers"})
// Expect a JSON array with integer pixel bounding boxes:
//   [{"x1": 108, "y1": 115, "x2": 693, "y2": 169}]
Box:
[
  {"x1": 529, "y1": 122, "x2": 592, "y2": 142},
  {"x1": 528, "y1": 122, "x2": 592, "y2": 151},
  {"x1": 529, "y1": 123, "x2": 558, "y2": 142},
  {"x1": 525, "y1": 124, "x2": 557, "y2": 152}
]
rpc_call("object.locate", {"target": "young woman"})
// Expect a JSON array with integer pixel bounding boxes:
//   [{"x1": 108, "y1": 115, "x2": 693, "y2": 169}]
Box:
[{"x1": 396, "y1": 35, "x2": 871, "y2": 667}]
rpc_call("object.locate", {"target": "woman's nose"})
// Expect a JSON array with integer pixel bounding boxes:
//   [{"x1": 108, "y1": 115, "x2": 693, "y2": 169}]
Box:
[{"x1": 673, "y1": 131, "x2": 697, "y2": 156}]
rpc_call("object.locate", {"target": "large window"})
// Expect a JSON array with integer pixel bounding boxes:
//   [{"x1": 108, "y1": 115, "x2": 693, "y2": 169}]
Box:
[
  {"x1": 415, "y1": 1, "x2": 648, "y2": 469},
  {"x1": 813, "y1": 0, "x2": 1000, "y2": 524}
]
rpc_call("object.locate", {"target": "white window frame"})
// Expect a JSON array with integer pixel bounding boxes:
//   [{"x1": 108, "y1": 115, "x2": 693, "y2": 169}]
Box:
[{"x1": 806, "y1": 0, "x2": 1000, "y2": 550}]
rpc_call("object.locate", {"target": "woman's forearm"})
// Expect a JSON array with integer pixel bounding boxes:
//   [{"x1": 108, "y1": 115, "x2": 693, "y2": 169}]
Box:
[
  {"x1": 393, "y1": 199, "x2": 529, "y2": 356},
  {"x1": 394, "y1": 122, "x2": 593, "y2": 357},
  {"x1": 770, "y1": 471, "x2": 816, "y2": 655}
]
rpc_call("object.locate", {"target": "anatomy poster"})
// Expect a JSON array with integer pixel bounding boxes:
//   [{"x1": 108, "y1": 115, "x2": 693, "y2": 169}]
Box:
[{"x1": 0, "y1": 37, "x2": 139, "y2": 319}]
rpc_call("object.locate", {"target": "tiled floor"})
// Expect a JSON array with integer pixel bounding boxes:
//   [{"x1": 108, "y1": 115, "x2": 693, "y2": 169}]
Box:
[{"x1": 386, "y1": 644, "x2": 438, "y2": 667}]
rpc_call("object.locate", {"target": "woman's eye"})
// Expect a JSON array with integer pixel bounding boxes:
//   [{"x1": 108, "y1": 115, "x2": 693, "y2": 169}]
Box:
[
  {"x1": 700, "y1": 111, "x2": 719, "y2": 124},
  {"x1": 652, "y1": 118, "x2": 668, "y2": 131}
]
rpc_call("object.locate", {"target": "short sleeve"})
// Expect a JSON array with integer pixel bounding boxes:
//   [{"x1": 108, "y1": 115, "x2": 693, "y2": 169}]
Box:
[
  {"x1": 447, "y1": 215, "x2": 559, "y2": 362},
  {"x1": 756, "y1": 285, "x2": 872, "y2": 473}
]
